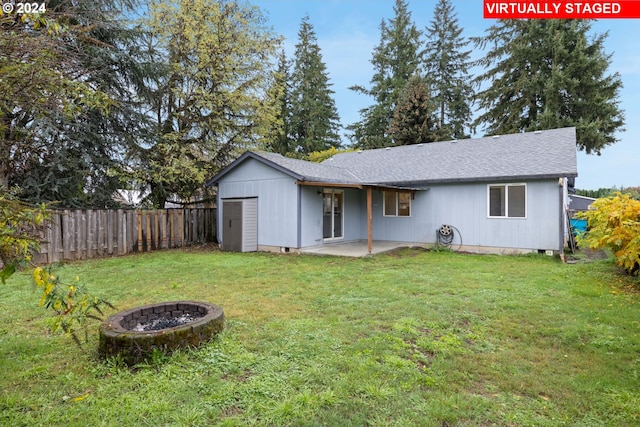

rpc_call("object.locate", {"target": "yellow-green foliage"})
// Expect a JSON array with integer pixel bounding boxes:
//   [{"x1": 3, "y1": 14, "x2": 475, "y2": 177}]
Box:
[
  {"x1": 305, "y1": 147, "x2": 355, "y2": 163},
  {"x1": 33, "y1": 266, "x2": 113, "y2": 345},
  {"x1": 1, "y1": 192, "x2": 110, "y2": 343},
  {"x1": 0, "y1": 192, "x2": 48, "y2": 282},
  {"x1": 577, "y1": 192, "x2": 640, "y2": 275}
]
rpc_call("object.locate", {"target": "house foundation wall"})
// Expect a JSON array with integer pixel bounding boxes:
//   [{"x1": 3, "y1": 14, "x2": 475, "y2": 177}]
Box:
[{"x1": 257, "y1": 245, "x2": 301, "y2": 254}]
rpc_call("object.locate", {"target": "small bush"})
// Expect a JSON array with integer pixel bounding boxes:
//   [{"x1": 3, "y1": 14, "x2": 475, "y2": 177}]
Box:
[{"x1": 577, "y1": 192, "x2": 640, "y2": 275}]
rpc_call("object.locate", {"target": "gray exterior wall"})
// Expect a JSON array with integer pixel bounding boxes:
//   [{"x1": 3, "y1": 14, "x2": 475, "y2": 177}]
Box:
[
  {"x1": 299, "y1": 187, "x2": 364, "y2": 247},
  {"x1": 218, "y1": 158, "x2": 565, "y2": 252},
  {"x1": 216, "y1": 158, "x2": 299, "y2": 249},
  {"x1": 299, "y1": 186, "x2": 322, "y2": 247},
  {"x1": 351, "y1": 179, "x2": 563, "y2": 252}
]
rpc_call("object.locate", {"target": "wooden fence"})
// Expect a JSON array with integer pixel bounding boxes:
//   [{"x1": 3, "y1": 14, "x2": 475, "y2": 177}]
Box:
[{"x1": 35, "y1": 208, "x2": 217, "y2": 264}]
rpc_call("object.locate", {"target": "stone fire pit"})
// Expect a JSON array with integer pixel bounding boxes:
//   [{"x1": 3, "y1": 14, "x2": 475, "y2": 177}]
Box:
[{"x1": 99, "y1": 301, "x2": 224, "y2": 365}]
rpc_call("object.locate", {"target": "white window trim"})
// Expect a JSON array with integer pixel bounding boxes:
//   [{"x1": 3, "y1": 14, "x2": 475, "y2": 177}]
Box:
[
  {"x1": 383, "y1": 191, "x2": 411, "y2": 218},
  {"x1": 487, "y1": 183, "x2": 527, "y2": 219}
]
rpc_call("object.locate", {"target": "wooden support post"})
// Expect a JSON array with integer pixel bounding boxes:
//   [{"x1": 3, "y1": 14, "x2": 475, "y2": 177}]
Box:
[{"x1": 367, "y1": 186, "x2": 373, "y2": 254}]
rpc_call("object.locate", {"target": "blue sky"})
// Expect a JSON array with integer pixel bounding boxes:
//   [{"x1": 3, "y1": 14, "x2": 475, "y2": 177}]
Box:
[{"x1": 251, "y1": 0, "x2": 639, "y2": 190}]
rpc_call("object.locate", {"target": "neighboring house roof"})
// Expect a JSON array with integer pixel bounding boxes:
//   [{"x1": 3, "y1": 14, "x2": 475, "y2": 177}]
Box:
[
  {"x1": 569, "y1": 194, "x2": 597, "y2": 211},
  {"x1": 207, "y1": 127, "x2": 578, "y2": 187}
]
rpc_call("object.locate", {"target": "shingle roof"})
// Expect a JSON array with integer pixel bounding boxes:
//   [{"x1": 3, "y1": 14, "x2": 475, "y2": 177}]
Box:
[
  {"x1": 205, "y1": 150, "x2": 359, "y2": 186},
  {"x1": 326, "y1": 127, "x2": 578, "y2": 185},
  {"x1": 207, "y1": 127, "x2": 578, "y2": 187},
  {"x1": 569, "y1": 194, "x2": 596, "y2": 211},
  {"x1": 253, "y1": 151, "x2": 360, "y2": 183}
]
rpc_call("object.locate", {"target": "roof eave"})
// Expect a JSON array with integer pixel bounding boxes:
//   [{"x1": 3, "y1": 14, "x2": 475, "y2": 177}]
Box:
[
  {"x1": 375, "y1": 172, "x2": 578, "y2": 187},
  {"x1": 296, "y1": 180, "x2": 423, "y2": 191},
  {"x1": 205, "y1": 151, "x2": 304, "y2": 187}
]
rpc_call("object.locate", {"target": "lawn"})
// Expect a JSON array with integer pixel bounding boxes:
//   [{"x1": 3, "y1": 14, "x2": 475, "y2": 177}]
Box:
[{"x1": 1, "y1": 248, "x2": 639, "y2": 426}]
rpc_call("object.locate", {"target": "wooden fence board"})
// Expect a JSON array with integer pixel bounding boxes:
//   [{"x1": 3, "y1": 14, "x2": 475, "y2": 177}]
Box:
[
  {"x1": 35, "y1": 208, "x2": 215, "y2": 264},
  {"x1": 150, "y1": 211, "x2": 157, "y2": 251}
]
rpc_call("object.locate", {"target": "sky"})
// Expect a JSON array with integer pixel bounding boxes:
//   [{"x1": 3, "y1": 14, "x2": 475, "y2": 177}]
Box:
[{"x1": 250, "y1": 0, "x2": 639, "y2": 191}]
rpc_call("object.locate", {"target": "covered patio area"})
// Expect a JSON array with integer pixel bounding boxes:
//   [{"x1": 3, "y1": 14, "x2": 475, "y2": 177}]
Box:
[{"x1": 300, "y1": 240, "x2": 428, "y2": 258}]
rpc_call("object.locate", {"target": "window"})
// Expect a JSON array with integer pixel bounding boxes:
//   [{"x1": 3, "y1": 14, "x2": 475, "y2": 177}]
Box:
[
  {"x1": 383, "y1": 191, "x2": 411, "y2": 217},
  {"x1": 488, "y1": 184, "x2": 526, "y2": 218}
]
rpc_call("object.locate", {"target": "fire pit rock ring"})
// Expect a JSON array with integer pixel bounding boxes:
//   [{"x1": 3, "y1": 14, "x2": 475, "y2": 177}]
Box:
[{"x1": 99, "y1": 301, "x2": 224, "y2": 365}]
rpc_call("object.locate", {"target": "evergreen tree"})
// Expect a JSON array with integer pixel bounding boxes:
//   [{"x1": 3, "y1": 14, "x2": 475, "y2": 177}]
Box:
[
  {"x1": 289, "y1": 16, "x2": 341, "y2": 154},
  {"x1": 389, "y1": 76, "x2": 438, "y2": 145},
  {"x1": 474, "y1": 19, "x2": 624, "y2": 154},
  {"x1": 423, "y1": 0, "x2": 473, "y2": 140},
  {"x1": 1, "y1": 0, "x2": 139, "y2": 207},
  {"x1": 264, "y1": 49, "x2": 293, "y2": 155},
  {"x1": 349, "y1": 0, "x2": 422, "y2": 148},
  {"x1": 138, "y1": 0, "x2": 281, "y2": 207}
]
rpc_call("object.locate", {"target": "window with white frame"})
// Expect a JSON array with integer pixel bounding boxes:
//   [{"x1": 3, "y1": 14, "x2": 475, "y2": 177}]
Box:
[
  {"x1": 488, "y1": 184, "x2": 526, "y2": 218},
  {"x1": 383, "y1": 191, "x2": 411, "y2": 217}
]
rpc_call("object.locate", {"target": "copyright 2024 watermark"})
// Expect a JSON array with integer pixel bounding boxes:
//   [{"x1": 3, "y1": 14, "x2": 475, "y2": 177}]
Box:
[{"x1": 2, "y1": 1, "x2": 47, "y2": 15}]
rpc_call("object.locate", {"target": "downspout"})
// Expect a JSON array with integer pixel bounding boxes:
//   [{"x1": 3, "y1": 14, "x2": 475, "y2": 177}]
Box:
[
  {"x1": 215, "y1": 184, "x2": 221, "y2": 245},
  {"x1": 367, "y1": 186, "x2": 373, "y2": 254},
  {"x1": 297, "y1": 184, "x2": 302, "y2": 249},
  {"x1": 559, "y1": 178, "x2": 565, "y2": 255}
]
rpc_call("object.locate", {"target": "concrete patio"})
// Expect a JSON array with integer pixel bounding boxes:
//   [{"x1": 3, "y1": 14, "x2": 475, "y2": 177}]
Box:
[{"x1": 300, "y1": 240, "x2": 428, "y2": 257}]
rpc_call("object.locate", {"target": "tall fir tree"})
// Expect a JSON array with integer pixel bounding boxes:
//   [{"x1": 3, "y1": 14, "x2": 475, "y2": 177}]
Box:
[
  {"x1": 138, "y1": 0, "x2": 280, "y2": 207},
  {"x1": 389, "y1": 76, "x2": 438, "y2": 145},
  {"x1": 289, "y1": 16, "x2": 341, "y2": 154},
  {"x1": 423, "y1": 0, "x2": 474, "y2": 140},
  {"x1": 349, "y1": 0, "x2": 422, "y2": 149},
  {"x1": 474, "y1": 19, "x2": 624, "y2": 154},
  {"x1": 264, "y1": 49, "x2": 292, "y2": 155}
]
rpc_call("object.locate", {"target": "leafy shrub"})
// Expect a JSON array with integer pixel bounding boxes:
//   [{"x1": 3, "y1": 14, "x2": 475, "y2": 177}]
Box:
[
  {"x1": 1, "y1": 190, "x2": 112, "y2": 345},
  {"x1": 577, "y1": 192, "x2": 640, "y2": 275},
  {"x1": 0, "y1": 191, "x2": 48, "y2": 282},
  {"x1": 33, "y1": 266, "x2": 114, "y2": 346}
]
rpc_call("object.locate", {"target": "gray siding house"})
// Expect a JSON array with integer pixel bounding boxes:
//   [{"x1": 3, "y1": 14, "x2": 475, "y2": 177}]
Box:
[{"x1": 207, "y1": 127, "x2": 578, "y2": 255}]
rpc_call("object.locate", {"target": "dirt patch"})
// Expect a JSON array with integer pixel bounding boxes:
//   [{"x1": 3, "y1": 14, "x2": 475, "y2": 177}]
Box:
[
  {"x1": 565, "y1": 248, "x2": 609, "y2": 264},
  {"x1": 385, "y1": 247, "x2": 429, "y2": 257},
  {"x1": 180, "y1": 243, "x2": 220, "y2": 252}
]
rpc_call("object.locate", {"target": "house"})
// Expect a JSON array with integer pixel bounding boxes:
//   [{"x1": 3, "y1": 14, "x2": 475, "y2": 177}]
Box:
[
  {"x1": 568, "y1": 194, "x2": 597, "y2": 237},
  {"x1": 568, "y1": 194, "x2": 596, "y2": 217},
  {"x1": 206, "y1": 127, "x2": 578, "y2": 255}
]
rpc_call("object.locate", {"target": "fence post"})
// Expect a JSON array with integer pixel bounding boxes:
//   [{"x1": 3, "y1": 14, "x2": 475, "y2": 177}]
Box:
[
  {"x1": 51, "y1": 211, "x2": 61, "y2": 263},
  {"x1": 96, "y1": 210, "x2": 103, "y2": 256},
  {"x1": 150, "y1": 210, "x2": 157, "y2": 251},
  {"x1": 116, "y1": 209, "x2": 124, "y2": 256},
  {"x1": 87, "y1": 209, "x2": 94, "y2": 259},
  {"x1": 178, "y1": 210, "x2": 183, "y2": 247},
  {"x1": 136, "y1": 211, "x2": 142, "y2": 252},
  {"x1": 140, "y1": 211, "x2": 148, "y2": 252},
  {"x1": 130, "y1": 210, "x2": 138, "y2": 253},
  {"x1": 158, "y1": 210, "x2": 166, "y2": 249}
]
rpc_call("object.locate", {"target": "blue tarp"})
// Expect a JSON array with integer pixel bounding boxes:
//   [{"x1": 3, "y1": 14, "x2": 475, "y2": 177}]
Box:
[{"x1": 570, "y1": 218, "x2": 588, "y2": 234}]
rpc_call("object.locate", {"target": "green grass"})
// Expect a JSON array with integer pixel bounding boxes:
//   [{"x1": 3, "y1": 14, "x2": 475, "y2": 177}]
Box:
[{"x1": 1, "y1": 248, "x2": 639, "y2": 426}]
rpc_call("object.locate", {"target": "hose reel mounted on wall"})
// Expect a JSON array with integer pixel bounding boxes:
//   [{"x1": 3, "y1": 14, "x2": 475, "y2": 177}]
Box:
[{"x1": 436, "y1": 224, "x2": 461, "y2": 250}]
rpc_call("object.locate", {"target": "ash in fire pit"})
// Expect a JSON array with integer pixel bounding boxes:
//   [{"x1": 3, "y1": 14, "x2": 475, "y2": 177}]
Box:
[{"x1": 133, "y1": 313, "x2": 202, "y2": 331}]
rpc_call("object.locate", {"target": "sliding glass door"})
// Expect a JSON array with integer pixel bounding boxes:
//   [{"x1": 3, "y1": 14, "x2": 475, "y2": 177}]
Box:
[{"x1": 323, "y1": 189, "x2": 343, "y2": 240}]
